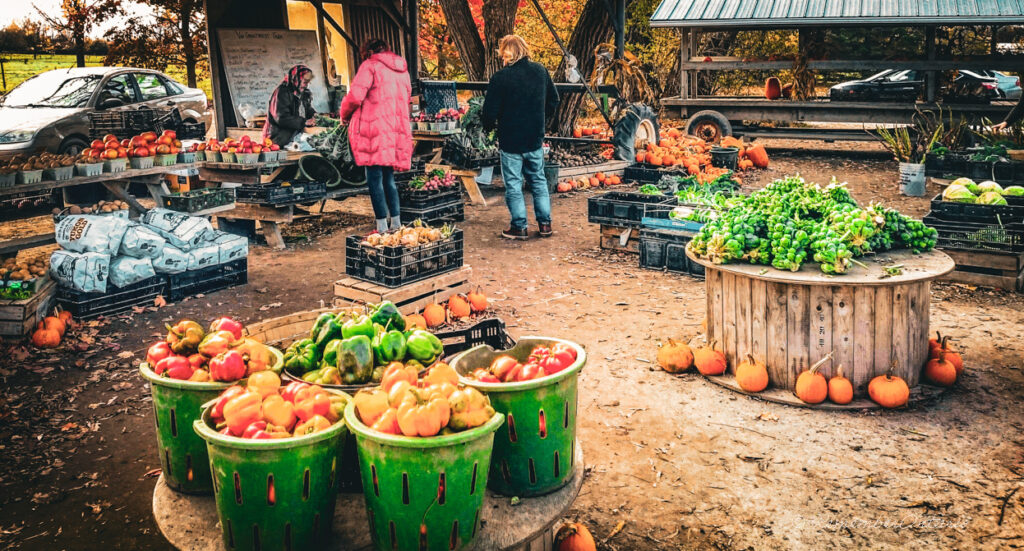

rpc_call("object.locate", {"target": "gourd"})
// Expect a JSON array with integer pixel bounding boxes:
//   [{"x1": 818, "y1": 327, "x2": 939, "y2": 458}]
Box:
[
  {"x1": 746, "y1": 144, "x2": 770, "y2": 168},
  {"x1": 423, "y1": 303, "x2": 446, "y2": 328},
  {"x1": 827, "y1": 366, "x2": 854, "y2": 405},
  {"x1": 794, "y1": 353, "x2": 831, "y2": 404},
  {"x1": 924, "y1": 356, "x2": 957, "y2": 387},
  {"x1": 868, "y1": 362, "x2": 910, "y2": 408},
  {"x1": 32, "y1": 326, "x2": 61, "y2": 349},
  {"x1": 657, "y1": 338, "x2": 694, "y2": 374},
  {"x1": 764, "y1": 77, "x2": 782, "y2": 100},
  {"x1": 555, "y1": 522, "x2": 597, "y2": 551},
  {"x1": 405, "y1": 312, "x2": 427, "y2": 330},
  {"x1": 467, "y1": 287, "x2": 488, "y2": 313},
  {"x1": 694, "y1": 340, "x2": 727, "y2": 375},
  {"x1": 447, "y1": 294, "x2": 471, "y2": 319},
  {"x1": 735, "y1": 353, "x2": 769, "y2": 392}
]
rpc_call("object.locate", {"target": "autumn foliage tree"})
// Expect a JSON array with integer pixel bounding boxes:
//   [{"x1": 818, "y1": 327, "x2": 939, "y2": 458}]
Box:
[
  {"x1": 104, "y1": 0, "x2": 206, "y2": 88},
  {"x1": 35, "y1": 0, "x2": 122, "y2": 67}
]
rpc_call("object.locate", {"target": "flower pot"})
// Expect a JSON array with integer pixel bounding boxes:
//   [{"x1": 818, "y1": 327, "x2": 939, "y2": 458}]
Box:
[{"x1": 898, "y1": 162, "x2": 926, "y2": 197}]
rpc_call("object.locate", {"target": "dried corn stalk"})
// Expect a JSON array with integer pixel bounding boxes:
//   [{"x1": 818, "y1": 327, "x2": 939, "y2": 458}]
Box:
[{"x1": 590, "y1": 43, "x2": 655, "y2": 120}]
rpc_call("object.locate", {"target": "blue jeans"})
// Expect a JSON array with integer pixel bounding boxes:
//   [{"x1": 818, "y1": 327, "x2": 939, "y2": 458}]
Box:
[
  {"x1": 366, "y1": 165, "x2": 399, "y2": 220},
  {"x1": 499, "y1": 148, "x2": 550, "y2": 230}
]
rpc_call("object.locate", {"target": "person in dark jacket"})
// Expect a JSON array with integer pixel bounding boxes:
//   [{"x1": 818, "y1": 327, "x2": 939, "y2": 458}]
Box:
[
  {"x1": 993, "y1": 94, "x2": 1024, "y2": 130},
  {"x1": 483, "y1": 35, "x2": 559, "y2": 239},
  {"x1": 262, "y1": 64, "x2": 316, "y2": 146}
]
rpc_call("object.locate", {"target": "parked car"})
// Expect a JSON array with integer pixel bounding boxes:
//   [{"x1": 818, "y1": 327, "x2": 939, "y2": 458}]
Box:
[
  {"x1": 972, "y1": 70, "x2": 1021, "y2": 100},
  {"x1": 0, "y1": 67, "x2": 208, "y2": 161},
  {"x1": 829, "y1": 69, "x2": 1000, "y2": 103}
]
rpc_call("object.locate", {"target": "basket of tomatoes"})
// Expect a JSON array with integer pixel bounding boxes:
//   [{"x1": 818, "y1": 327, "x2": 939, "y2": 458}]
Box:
[
  {"x1": 346, "y1": 362, "x2": 504, "y2": 551},
  {"x1": 138, "y1": 316, "x2": 283, "y2": 494},
  {"x1": 450, "y1": 337, "x2": 585, "y2": 497},
  {"x1": 194, "y1": 375, "x2": 350, "y2": 551}
]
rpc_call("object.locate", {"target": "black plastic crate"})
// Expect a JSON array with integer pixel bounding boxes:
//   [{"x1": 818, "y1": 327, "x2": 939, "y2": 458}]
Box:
[
  {"x1": 421, "y1": 80, "x2": 458, "y2": 112},
  {"x1": 400, "y1": 200, "x2": 465, "y2": 225},
  {"x1": 399, "y1": 187, "x2": 462, "y2": 209},
  {"x1": 442, "y1": 142, "x2": 499, "y2": 169},
  {"x1": 235, "y1": 181, "x2": 327, "y2": 205},
  {"x1": 162, "y1": 188, "x2": 236, "y2": 213},
  {"x1": 88, "y1": 108, "x2": 169, "y2": 140},
  {"x1": 394, "y1": 158, "x2": 427, "y2": 184},
  {"x1": 345, "y1": 229, "x2": 464, "y2": 288},
  {"x1": 435, "y1": 318, "x2": 517, "y2": 360},
  {"x1": 929, "y1": 193, "x2": 1024, "y2": 224},
  {"x1": 923, "y1": 212, "x2": 1024, "y2": 253},
  {"x1": 178, "y1": 121, "x2": 207, "y2": 140},
  {"x1": 166, "y1": 258, "x2": 248, "y2": 302},
  {"x1": 924, "y1": 154, "x2": 945, "y2": 176},
  {"x1": 588, "y1": 191, "x2": 676, "y2": 227},
  {"x1": 57, "y1": 277, "x2": 167, "y2": 320},
  {"x1": 622, "y1": 164, "x2": 687, "y2": 184},
  {"x1": 638, "y1": 228, "x2": 705, "y2": 279}
]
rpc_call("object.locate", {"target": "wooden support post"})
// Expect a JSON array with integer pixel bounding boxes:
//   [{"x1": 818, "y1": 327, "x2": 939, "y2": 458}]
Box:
[
  {"x1": 101, "y1": 180, "x2": 148, "y2": 215},
  {"x1": 926, "y1": 27, "x2": 937, "y2": 103},
  {"x1": 680, "y1": 28, "x2": 690, "y2": 100},
  {"x1": 689, "y1": 29, "x2": 699, "y2": 98},
  {"x1": 262, "y1": 221, "x2": 286, "y2": 249}
]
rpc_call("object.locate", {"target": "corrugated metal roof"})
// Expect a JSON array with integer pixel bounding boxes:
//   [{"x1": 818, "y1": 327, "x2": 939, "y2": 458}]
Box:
[{"x1": 651, "y1": 0, "x2": 1024, "y2": 27}]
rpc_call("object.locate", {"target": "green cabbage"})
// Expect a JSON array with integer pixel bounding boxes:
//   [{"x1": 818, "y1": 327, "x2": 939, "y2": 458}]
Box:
[
  {"x1": 1003, "y1": 185, "x2": 1024, "y2": 196},
  {"x1": 977, "y1": 191, "x2": 1008, "y2": 205},
  {"x1": 942, "y1": 184, "x2": 976, "y2": 203},
  {"x1": 977, "y1": 181, "x2": 1004, "y2": 194}
]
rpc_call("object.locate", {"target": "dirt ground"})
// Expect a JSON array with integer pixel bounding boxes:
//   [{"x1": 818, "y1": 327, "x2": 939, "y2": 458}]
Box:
[{"x1": 1, "y1": 142, "x2": 1023, "y2": 551}]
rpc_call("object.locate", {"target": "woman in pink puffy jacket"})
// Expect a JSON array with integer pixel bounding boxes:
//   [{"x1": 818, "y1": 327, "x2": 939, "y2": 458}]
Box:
[{"x1": 340, "y1": 38, "x2": 413, "y2": 233}]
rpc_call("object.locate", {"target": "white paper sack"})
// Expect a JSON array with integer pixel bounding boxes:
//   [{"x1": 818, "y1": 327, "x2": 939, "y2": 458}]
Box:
[
  {"x1": 119, "y1": 223, "x2": 166, "y2": 259},
  {"x1": 187, "y1": 244, "x2": 220, "y2": 271},
  {"x1": 141, "y1": 208, "x2": 213, "y2": 250},
  {"x1": 49, "y1": 250, "x2": 109, "y2": 294},
  {"x1": 108, "y1": 256, "x2": 156, "y2": 288},
  {"x1": 55, "y1": 215, "x2": 130, "y2": 255},
  {"x1": 211, "y1": 233, "x2": 249, "y2": 264},
  {"x1": 152, "y1": 244, "x2": 189, "y2": 274}
]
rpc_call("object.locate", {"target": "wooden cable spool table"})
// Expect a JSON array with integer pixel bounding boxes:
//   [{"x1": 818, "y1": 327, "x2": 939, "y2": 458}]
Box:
[{"x1": 686, "y1": 248, "x2": 956, "y2": 408}]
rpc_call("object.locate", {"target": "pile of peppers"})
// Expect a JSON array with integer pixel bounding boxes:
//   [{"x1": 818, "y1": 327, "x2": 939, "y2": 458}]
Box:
[
  {"x1": 146, "y1": 316, "x2": 278, "y2": 382},
  {"x1": 283, "y1": 301, "x2": 444, "y2": 386},
  {"x1": 353, "y1": 362, "x2": 495, "y2": 436},
  {"x1": 689, "y1": 176, "x2": 938, "y2": 274},
  {"x1": 209, "y1": 371, "x2": 347, "y2": 439},
  {"x1": 466, "y1": 344, "x2": 578, "y2": 383}
]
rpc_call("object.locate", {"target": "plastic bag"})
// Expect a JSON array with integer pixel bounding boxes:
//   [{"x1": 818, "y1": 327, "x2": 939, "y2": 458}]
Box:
[
  {"x1": 55, "y1": 215, "x2": 130, "y2": 255},
  {"x1": 152, "y1": 244, "x2": 189, "y2": 274},
  {"x1": 108, "y1": 256, "x2": 156, "y2": 288},
  {"x1": 209, "y1": 232, "x2": 249, "y2": 264},
  {"x1": 187, "y1": 243, "x2": 220, "y2": 271},
  {"x1": 140, "y1": 209, "x2": 213, "y2": 250},
  {"x1": 49, "y1": 251, "x2": 109, "y2": 294},
  {"x1": 119, "y1": 223, "x2": 166, "y2": 259}
]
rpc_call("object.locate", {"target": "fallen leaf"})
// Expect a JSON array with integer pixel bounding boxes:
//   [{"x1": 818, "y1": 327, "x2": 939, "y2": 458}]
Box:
[
  {"x1": 259, "y1": 302, "x2": 283, "y2": 311},
  {"x1": 756, "y1": 411, "x2": 779, "y2": 422},
  {"x1": 116, "y1": 351, "x2": 134, "y2": 359},
  {"x1": 131, "y1": 306, "x2": 147, "y2": 314},
  {"x1": 153, "y1": 295, "x2": 167, "y2": 308},
  {"x1": 112, "y1": 382, "x2": 133, "y2": 391},
  {"x1": 85, "y1": 500, "x2": 109, "y2": 514},
  {"x1": 60, "y1": 422, "x2": 79, "y2": 432},
  {"x1": 142, "y1": 468, "x2": 162, "y2": 479}
]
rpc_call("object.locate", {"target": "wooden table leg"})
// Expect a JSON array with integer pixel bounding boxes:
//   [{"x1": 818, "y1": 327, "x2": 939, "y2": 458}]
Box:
[
  {"x1": 460, "y1": 175, "x2": 487, "y2": 206},
  {"x1": 262, "y1": 221, "x2": 286, "y2": 249},
  {"x1": 101, "y1": 180, "x2": 149, "y2": 215}
]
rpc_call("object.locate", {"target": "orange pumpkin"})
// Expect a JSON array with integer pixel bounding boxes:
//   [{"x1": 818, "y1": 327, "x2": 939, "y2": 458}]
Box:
[
  {"x1": 828, "y1": 366, "x2": 854, "y2": 405},
  {"x1": 447, "y1": 294, "x2": 471, "y2": 319},
  {"x1": 764, "y1": 77, "x2": 782, "y2": 100},
  {"x1": 31, "y1": 327, "x2": 61, "y2": 349},
  {"x1": 595, "y1": 172, "x2": 606, "y2": 182},
  {"x1": 467, "y1": 287, "x2": 488, "y2": 313},
  {"x1": 661, "y1": 154, "x2": 676, "y2": 165},
  {"x1": 556, "y1": 181, "x2": 573, "y2": 193},
  {"x1": 405, "y1": 313, "x2": 427, "y2": 330},
  {"x1": 635, "y1": 152, "x2": 645, "y2": 163},
  {"x1": 40, "y1": 316, "x2": 66, "y2": 337},
  {"x1": 924, "y1": 356, "x2": 958, "y2": 387},
  {"x1": 423, "y1": 303, "x2": 446, "y2": 328},
  {"x1": 694, "y1": 341, "x2": 727, "y2": 375},
  {"x1": 58, "y1": 310, "x2": 73, "y2": 325},
  {"x1": 589, "y1": 177, "x2": 599, "y2": 187},
  {"x1": 746, "y1": 144, "x2": 770, "y2": 168},
  {"x1": 555, "y1": 522, "x2": 597, "y2": 551},
  {"x1": 794, "y1": 355, "x2": 830, "y2": 404},
  {"x1": 721, "y1": 136, "x2": 744, "y2": 149},
  {"x1": 868, "y1": 367, "x2": 910, "y2": 408},
  {"x1": 735, "y1": 354, "x2": 769, "y2": 393}
]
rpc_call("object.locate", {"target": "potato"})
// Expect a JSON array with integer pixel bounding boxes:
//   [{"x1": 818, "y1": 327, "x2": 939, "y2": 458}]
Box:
[
  {"x1": 82, "y1": 207, "x2": 92, "y2": 214},
  {"x1": 52, "y1": 208, "x2": 62, "y2": 215},
  {"x1": 70, "y1": 205, "x2": 82, "y2": 214}
]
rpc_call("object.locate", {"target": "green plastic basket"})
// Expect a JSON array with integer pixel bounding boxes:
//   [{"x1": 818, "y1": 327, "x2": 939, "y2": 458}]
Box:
[
  {"x1": 194, "y1": 389, "x2": 351, "y2": 551},
  {"x1": 344, "y1": 402, "x2": 503, "y2": 551},
  {"x1": 139, "y1": 347, "x2": 283, "y2": 495},
  {"x1": 450, "y1": 337, "x2": 586, "y2": 497}
]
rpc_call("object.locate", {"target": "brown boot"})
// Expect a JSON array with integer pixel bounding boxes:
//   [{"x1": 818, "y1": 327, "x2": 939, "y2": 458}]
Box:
[
  {"x1": 538, "y1": 223, "x2": 553, "y2": 237},
  {"x1": 501, "y1": 226, "x2": 529, "y2": 240}
]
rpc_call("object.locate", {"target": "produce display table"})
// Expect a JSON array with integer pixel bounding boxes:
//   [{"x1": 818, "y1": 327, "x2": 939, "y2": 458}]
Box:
[
  {"x1": 152, "y1": 441, "x2": 583, "y2": 551},
  {"x1": 687, "y1": 249, "x2": 955, "y2": 405}
]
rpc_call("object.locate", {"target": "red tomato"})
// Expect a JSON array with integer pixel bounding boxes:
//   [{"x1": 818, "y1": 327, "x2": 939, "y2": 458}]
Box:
[
  {"x1": 516, "y1": 362, "x2": 546, "y2": 382},
  {"x1": 471, "y1": 368, "x2": 500, "y2": 383},
  {"x1": 489, "y1": 355, "x2": 519, "y2": 381}
]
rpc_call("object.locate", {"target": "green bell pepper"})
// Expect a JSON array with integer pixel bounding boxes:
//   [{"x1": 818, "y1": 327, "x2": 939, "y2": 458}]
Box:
[
  {"x1": 341, "y1": 315, "x2": 376, "y2": 340},
  {"x1": 315, "y1": 317, "x2": 344, "y2": 351},
  {"x1": 283, "y1": 338, "x2": 318, "y2": 373},
  {"x1": 301, "y1": 366, "x2": 342, "y2": 385},
  {"x1": 406, "y1": 330, "x2": 443, "y2": 364},
  {"x1": 372, "y1": 329, "x2": 407, "y2": 364},
  {"x1": 338, "y1": 335, "x2": 374, "y2": 384},
  {"x1": 321, "y1": 338, "x2": 343, "y2": 368},
  {"x1": 309, "y1": 313, "x2": 335, "y2": 341},
  {"x1": 371, "y1": 301, "x2": 406, "y2": 331},
  {"x1": 371, "y1": 365, "x2": 385, "y2": 383}
]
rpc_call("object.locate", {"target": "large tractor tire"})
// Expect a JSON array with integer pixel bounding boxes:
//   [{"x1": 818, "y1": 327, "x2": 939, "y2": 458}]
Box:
[
  {"x1": 685, "y1": 110, "x2": 732, "y2": 144},
  {"x1": 612, "y1": 103, "x2": 660, "y2": 162}
]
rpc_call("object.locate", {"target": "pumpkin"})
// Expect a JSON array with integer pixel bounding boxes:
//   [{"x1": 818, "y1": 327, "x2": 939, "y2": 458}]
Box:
[
  {"x1": 868, "y1": 366, "x2": 910, "y2": 408},
  {"x1": 595, "y1": 172, "x2": 606, "y2": 182},
  {"x1": 735, "y1": 353, "x2": 769, "y2": 392},
  {"x1": 57, "y1": 310, "x2": 73, "y2": 325},
  {"x1": 556, "y1": 181, "x2": 573, "y2": 193},
  {"x1": 781, "y1": 82, "x2": 794, "y2": 98},
  {"x1": 555, "y1": 522, "x2": 597, "y2": 551},
  {"x1": 930, "y1": 336, "x2": 963, "y2": 375},
  {"x1": 745, "y1": 144, "x2": 770, "y2": 168},
  {"x1": 467, "y1": 287, "x2": 488, "y2": 312},
  {"x1": 31, "y1": 326, "x2": 61, "y2": 349},
  {"x1": 828, "y1": 366, "x2": 854, "y2": 405},
  {"x1": 635, "y1": 152, "x2": 645, "y2": 163},
  {"x1": 447, "y1": 294, "x2": 471, "y2": 319},
  {"x1": 661, "y1": 154, "x2": 676, "y2": 166},
  {"x1": 721, "y1": 136, "x2": 744, "y2": 149},
  {"x1": 657, "y1": 338, "x2": 694, "y2": 374},
  {"x1": 589, "y1": 177, "x2": 599, "y2": 187},
  {"x1": 694, "y1": 340, "x2": 727, "y2": 375},
  {"x1": 40, "y1": 316, "x2": 66, "y2": 337},
  {"x1": 794, "y1": 354, "x2": 831, "y2": 404},
  {"x1": 928, "y1": 331, "x2": 943, "y2": 355},
  {"x1": 405, "y1": 313, "x2": 427, "y2": 330},
  {"x1": 423, "y1": 303, "x2": 446, "y2": 328},
  {"x1": 764, "y1": 77, "x2": 782, "y2": 100},
  {"x1": 924, "y1": 356, "x2": 957, "y2": 387}
]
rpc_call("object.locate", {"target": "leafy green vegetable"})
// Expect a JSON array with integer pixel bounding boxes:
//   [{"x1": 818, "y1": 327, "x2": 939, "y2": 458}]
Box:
[{"x1": 638, "y1": 184, "x2": 662, "y2": 195}]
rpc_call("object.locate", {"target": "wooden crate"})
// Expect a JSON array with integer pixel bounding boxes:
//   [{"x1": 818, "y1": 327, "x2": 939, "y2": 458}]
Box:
[
  {"x1": 599, "y1": 224, "x2": 641, "y2": 254},
  {"x1": 0, "y1": 279, "x2": 56, "y2": 338},
  {"x1": 334, "y1": 265, "x2": 472, "y2": 314},
  {"x1": 940, "y1": 249, "x2": 1024, "y2": 291}
]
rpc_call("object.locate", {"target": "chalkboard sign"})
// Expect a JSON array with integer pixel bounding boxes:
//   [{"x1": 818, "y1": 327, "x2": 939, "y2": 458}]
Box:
[{"x1": 217, "y1": 28, "x2": 329, "y2": 125}]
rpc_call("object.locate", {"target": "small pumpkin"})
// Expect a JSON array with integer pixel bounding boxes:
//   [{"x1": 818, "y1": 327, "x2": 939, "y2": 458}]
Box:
[
  {"x1": 745, "y1": 144, "x2": 770, "y2": 168},
  {"x1": 764, "y1": 77, "x2": 782, "y2": 100},
  {"x1": 694, "y1": 340, "x2": 727, "y2": 375},
  {"x1": 467, "y1": 287, "x2": 488, "y2": 313},
  {"x1": 794, "y1": 354, "x2": 831, "y2": 404},
  {"x1": 554, "y1": 522, "x2": 597, "y2": 551},
  {"x1": 423, "y1": 303, "x2": 446, "y2": 328},
  {"x1": 828, "y1": 366, "x2": 854, "y2": 405},
  {"x1": 928, "y1": 331, "x2": 943, "y2": 356},
  {"x1": 735, "y1": 353, "x2": 769, "y2": 393},
  {"x1": 931, "y1": 336, "x2": 963, "y2": 375},
  {"x1": 57, "y1": 309, "x2": 73, "y2": 325},
  {"x1": 40, "y1": 316, "x2": 66, "y2": 337},
  {"x1": 657, "y1": 338, "x2": 694, "y2": 374},
  {"x1": 405, "y1": 312, "x2": 427, "y2": 330},
  {"x1": 447, "y1": 294, "x2": 471, "y2": 319},
  {"x1": 924, "y1": 356, "x2": 957, "y2": 387},
  {"x1": 31, "y1": 326, "x2": 61, "y2": 349},
  {"x1": 868, "y1": 363, "x2": 910, "y2": 408}
]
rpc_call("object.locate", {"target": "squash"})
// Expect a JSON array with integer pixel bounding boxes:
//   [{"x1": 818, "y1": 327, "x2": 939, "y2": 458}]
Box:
[
  {"x1": 40, "y1": 316, "x2": 66, "y2": 337},
  {"x1": 794, "y1": 354, "x2": 831, "y2": 404},
  {"x1": 555, "y1": 522, "x2": 596, "y2": 551},
  {"x1": 57, "y1": 309, "x2": 73, "y2": 325},
  {"x1": 405, "y1": 313, "x2": 427, "y2": 330},
  {"x1": 868, "y1": 364, "x2": 910, "y2": 408},
  {"x1": 32, "y1": 326, "x2": 61, "y2": 349},
  {"x1": 764, "y1": 77, "x2": 782, "y2": 100},
  {"x1": 735, "y1": 353, "x2": 769, "y2": 392},
  {"x1": 657, "y1": 338, "x2": 694, "y2": 374},
  {"x1": 720, "y1": 136, "x2": 744, "y2": 149},
  {"x1": 694, "y1": 340, "x2": 727, "y2": 375},
  {"x1": 423, "y1": 303, "x2": 446, "y2": 328},
  {"x1": 635, "y1": 152, "x2": 646, "y2": 163},
  {"x1": 828, "y1": 366, "x2": 854, "y2": 405},
  {"x1": 924, "y1": 356, "x2": 957, "y2": 387},
  {"x1": 447, "y1": 294, "x2": 471, "y2": 319},
  {"x1": 467, "y1": 287, "x2": 488, "y2": 313},
  {"x1": 746, "y1": 144, "x2": 770, "y2": 168}
]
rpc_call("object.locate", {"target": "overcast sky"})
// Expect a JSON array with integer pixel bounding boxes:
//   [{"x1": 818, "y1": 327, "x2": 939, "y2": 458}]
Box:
[{"x1": 2, "y1": 0, "x2": 151, "y2": 38}]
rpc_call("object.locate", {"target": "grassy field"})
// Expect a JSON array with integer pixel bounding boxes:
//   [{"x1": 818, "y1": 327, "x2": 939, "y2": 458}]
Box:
[{"x1": 0, "y1": 53, "x2": 212, "y2": 98}]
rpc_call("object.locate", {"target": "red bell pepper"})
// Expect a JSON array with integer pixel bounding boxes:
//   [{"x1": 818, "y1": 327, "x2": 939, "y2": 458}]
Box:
[
  {"x1": 551, "y1": 342, "x2": 577, "y2": 362},
  {"x1": 146, "y1": 341, "x2": 172, "y2": 368},
  {"x1": 242, "y1": 420, "x2": 270, "y2": 438},
  {"x1": 295, "y1": 390, "x2": 331, "y2": 423},
  {"x1": 197, "y1": 330, "x2": 241, "y2": 357},
  {"x1": 223, "y1": 391, "x2": 263, "y2": 436},
  {"x1": 281, "y1": 381, "x2": 309, "y2": 404},
  {"x1": 219, "y1": 426, "x2": 233, "y2": 436},
  {"x1": 212, "y1": 385, "x2": 245, "y2": 420},
  {"x1": 187, "y1": 353, "x2": 207, "y2": 370},
  {"x1": 208, "y1": 317, "x2": 244, "y2": 341},
  {"x1": 209, "y1": 350, "x2": 246, "y2": 382},
  {"x1": 158, "y1": 355, "x2": 194, "y2": 380}
]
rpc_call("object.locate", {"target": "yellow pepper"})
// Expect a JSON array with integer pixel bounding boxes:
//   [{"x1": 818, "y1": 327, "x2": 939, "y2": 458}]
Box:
[{"x1": 447, "y1": 387, "x2": 495, "y2": 431}]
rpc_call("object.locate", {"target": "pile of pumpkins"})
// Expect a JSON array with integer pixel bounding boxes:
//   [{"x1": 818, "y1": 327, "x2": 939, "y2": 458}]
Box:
[
  {"x1": 406, "y1": 287, "x2": 488, "y2": 330},
  {"x1": 555, "y1": 172, "x2": 623, "y2": 193},
  {"x1": 571, "y1": 123, "x2": 611, "y2": 139},
  {"x1": 31, "y1": 309, "x2": 74, "y2": 349},
  {"x1": 634, "y1": 130, "x2": 770, "y2": 175},
  {"x1": 656, "y1": 331, "x2": 966, "y2": 409}
]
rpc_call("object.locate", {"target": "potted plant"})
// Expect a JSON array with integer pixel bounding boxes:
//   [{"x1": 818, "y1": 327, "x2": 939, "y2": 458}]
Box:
[{"x1": 877, "y1": 123, "x2": 941, "y2": 197}]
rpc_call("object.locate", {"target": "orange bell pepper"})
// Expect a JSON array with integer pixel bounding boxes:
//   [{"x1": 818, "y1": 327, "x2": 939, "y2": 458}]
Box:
[
  {"x1": 295, "y1": 390, "x2": 331, "y2": 423},
  {"x1": 223, "y1": 390, "x2": 263, "y2": 436},
  {"x1": 294, "y1": 414, "x2": 332, "y2": 436},
  {"x1": 247, "y1": 370, "x2": 281, "y2": 398},
  {"x1": 262, "y1": 394, "x2": 297, "y2": 431},
  {"x1": 422, "y1": 362, "x2": 458, "y2": 388},
  {"x1": 370, "y1": 408, "x2": 401, "y2": 434},
  {"x1": 381, "y1": 362, "x2": 417, "y2": 392},
  {"x1": 396, "y1": 387, "x2": 451, "y2": 437},
  {"x1": 353, "y1": 388, "x2": 389, "y2": 426},
  {"x1": 387, "y1": 380, "x2": 414, "y2": 408}
]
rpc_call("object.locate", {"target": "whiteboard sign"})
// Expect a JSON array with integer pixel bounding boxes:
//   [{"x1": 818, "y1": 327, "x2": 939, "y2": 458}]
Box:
[{"x1": 217, "y1": 29, "x2": 328, "y2": 125}]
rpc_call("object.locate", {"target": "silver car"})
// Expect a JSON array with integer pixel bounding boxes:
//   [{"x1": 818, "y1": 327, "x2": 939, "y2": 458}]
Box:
[{"x1": 0, "y1": 67, "x2": 208, "y2": 160}]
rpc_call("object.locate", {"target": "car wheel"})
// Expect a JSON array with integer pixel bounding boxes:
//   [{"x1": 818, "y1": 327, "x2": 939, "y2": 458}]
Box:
[{"x1": 59, "y1": 137, "x2": 89, "y2": 156}]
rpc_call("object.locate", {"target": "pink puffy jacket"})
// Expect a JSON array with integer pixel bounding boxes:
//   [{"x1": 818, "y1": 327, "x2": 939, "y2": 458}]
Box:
[{"x1": 340, "y1": 52, "x2": 413, "y2": 171}]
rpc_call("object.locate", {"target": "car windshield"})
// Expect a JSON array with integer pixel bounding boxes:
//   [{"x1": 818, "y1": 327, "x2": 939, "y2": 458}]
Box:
[{"x1": 2, "y1": 71, "x2": 101, "y2": 108}]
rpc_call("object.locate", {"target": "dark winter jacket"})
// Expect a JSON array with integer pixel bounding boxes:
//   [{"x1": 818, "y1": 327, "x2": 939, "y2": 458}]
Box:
[
  {"x1": 264, "y1": 83, "x2": 315, "y2": 146},
  {"x1": 1003, "y1": 94, "x2": 1024, "y2": 126},
  {"x1": 482, "y1": 58, "x2": 559, "y2": 154}
]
